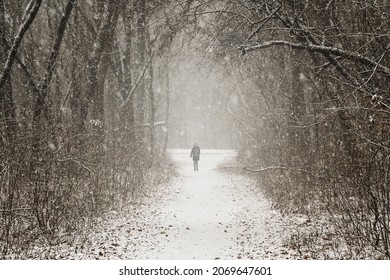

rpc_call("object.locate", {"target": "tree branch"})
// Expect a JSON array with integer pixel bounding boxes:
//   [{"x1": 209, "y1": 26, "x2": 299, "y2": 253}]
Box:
[
  {"x1": 244, "y1": 165, "x2": 318, "y2": 177},
  {"x1": 0, "y1": 208, "x2": 33, "y2": 213},
  {"x1": 241, "y1": 40, "x2": 390, "y2": 76},
  {"x1": 120, "y1": 52, "x2": 155, "y2": 108},
  {"x1": 0, "y1": 0, "x2": 42, "y2": 89},
  {"x1": 244, "y1": 165, "x2": 288, "y2": 172},
  {"x1": 1, "y1": 37, "x2": 39, "y2": 94},
  {"x1": 246, "y1": 3, "x2": 282, "y2": 42}
]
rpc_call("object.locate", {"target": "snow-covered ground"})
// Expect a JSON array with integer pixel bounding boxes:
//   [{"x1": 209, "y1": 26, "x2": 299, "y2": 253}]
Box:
[
  {"x1": 52, "y1": 149, "x2": 295, "y2": 260},
  {"x1": 9, "y1": 149, "x2": 337, "y2": 260},
  {"x1": 9, "y1": 149, "x2": 378, "y2": 260},
  {"x1": 2, "y1": 160, "x2": 383, "y2": 260}
]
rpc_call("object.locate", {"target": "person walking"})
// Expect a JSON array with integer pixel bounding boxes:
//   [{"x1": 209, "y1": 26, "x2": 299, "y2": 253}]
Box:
[{"x1": 190, "y1": 143, "x2": 200, "y2": 171}]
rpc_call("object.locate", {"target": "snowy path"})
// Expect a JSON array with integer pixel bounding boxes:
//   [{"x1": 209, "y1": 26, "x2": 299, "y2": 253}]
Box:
[{"x1": 67, "y1": 150, "x2": 295, "y2": 259}]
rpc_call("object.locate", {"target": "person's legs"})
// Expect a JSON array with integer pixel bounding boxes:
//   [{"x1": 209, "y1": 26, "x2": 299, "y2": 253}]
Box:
[{"x1": 195, "y1": 160, "x2": 198, "y2": 171}]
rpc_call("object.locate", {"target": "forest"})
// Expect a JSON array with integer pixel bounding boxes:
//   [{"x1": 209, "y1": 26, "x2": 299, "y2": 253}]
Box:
[{"x1": 1, "y1": 0, "x2": 389, "y2": 259}]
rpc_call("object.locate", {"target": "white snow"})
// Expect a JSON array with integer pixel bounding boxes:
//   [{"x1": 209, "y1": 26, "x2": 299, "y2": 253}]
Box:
[
  {"x1": 6, "y1": 150, "x2": 313, "y2": 259},
  {"x1": 7, "y1": 149, "x2": 381, "y2": 259},
  {"x1": 67, "y1": 149, "x2": 295, "y2": 260}
]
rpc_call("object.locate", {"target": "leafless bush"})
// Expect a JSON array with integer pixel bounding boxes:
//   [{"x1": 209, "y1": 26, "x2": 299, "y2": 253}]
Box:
[{"x1": 0, "y1": 120, "x2": 171, "y2": 257}]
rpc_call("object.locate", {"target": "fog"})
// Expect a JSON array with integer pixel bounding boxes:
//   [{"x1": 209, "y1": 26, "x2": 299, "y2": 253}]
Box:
[{"x1": 166, "y1": 49, "x2": 240, "y2": 149}]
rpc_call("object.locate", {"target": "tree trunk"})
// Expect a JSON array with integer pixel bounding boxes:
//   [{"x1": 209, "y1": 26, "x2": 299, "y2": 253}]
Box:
[
  {"x1": 162, "y1": 57, "x2": 170, "y2": 153},
  {"x1": 134, "y1": 0, "x2": 147, "y2": 163},
  {"x1": 0, "y1": 0, "x2": 42, "y2": 89},
  {"x1": 120, "y1": 5, "x2": 135, "y2": 146},
  {"x1": 146, "y1": 28, "x2": 155, "y2": 165},
  {"x1": 0, "y1": 0, "x2": 37, "y2": 140},
  {"x1": 84, "y1": 0, "x2": 120, "y2": 141},
  {"x1": 288, "y1": 50, "x2": 307, "y2": 160},
  {"x1": 33, "y1": 0, "x2": 76, "y2": 122}
]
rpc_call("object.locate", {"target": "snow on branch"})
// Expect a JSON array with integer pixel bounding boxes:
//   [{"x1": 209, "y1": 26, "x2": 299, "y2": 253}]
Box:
[
  {"x1": 244, "y1": 166, "x2": 288, "y2": 172},
  {"x1": 134, "y1": 121, "x2": 166, "y2": 128},
  {"x1": 243, "y1": 165, "x2": 318, "y2": 177},
  {"x1": 241, "y1": 40, "x2": 390, "y2": 76}
]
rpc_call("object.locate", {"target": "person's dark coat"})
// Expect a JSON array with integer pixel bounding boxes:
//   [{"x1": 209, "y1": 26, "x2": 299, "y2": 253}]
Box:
[{"x1": 190, "y1": 144, "x2": 200, "y2": 161}]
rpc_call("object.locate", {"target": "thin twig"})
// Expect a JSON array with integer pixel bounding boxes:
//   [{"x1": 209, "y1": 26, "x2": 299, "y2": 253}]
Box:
[{"x1": 0, "y1": 208, "x2": 33, "y2": 213}]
